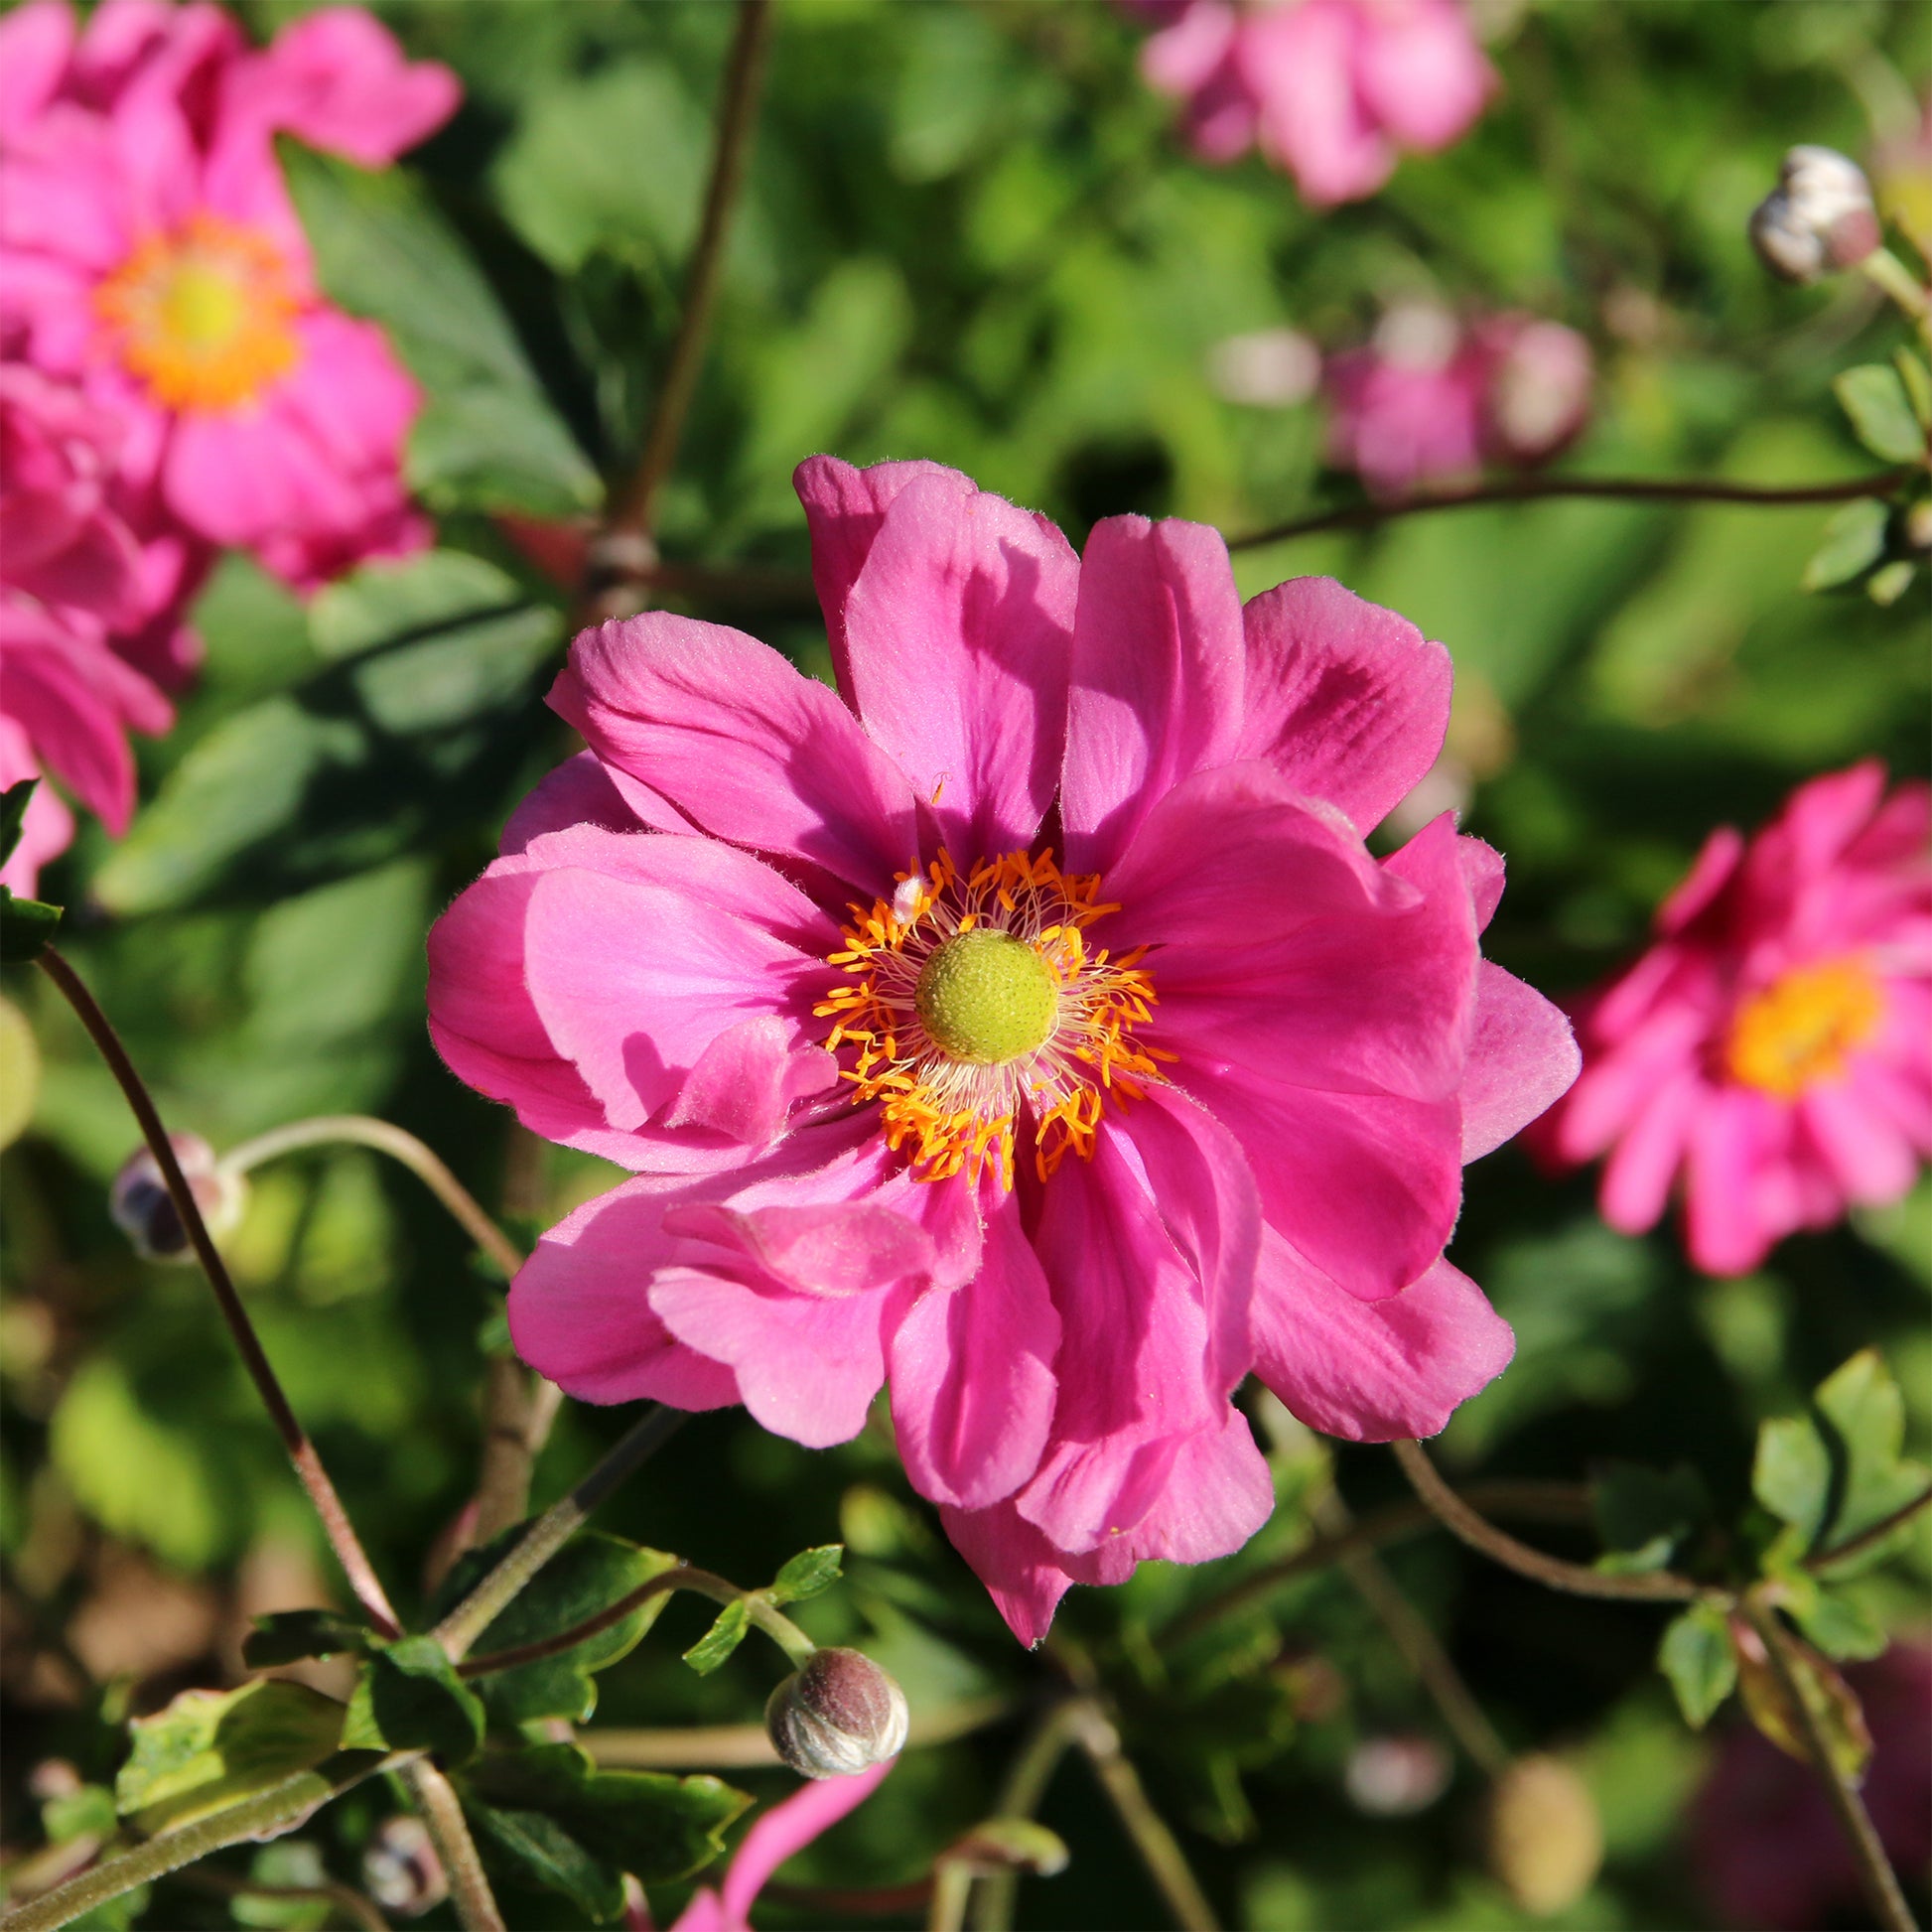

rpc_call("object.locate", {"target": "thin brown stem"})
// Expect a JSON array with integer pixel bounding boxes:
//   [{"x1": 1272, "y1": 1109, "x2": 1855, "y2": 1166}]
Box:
[
  {"x1": 768, "y1": 1878, "x2": 936, "y2": 1915},
  {"x1": 1069, "y1": 1704, "x2": 1219, "y2": 1932},
  {"x1": 1165, "y1": 1481, "x2": 1594, "y2": 1644},
  {"x1": 1806, "y1": 1485, "x2": 1932, "y2": 1573},
  {"x1": 1391, "y1": 1441, "x2": 1699, "y2": 1603},
  {"x1": 403, "y1": 1762, "x2": 502, "y2": 1932},
  {"x1": 1740, "y1": 1597, "x2": 1918, "y2": 1932},
  {"x1": 35, "y1": 948, "x2": 400, "y2": 1638},
  {"x1": 217, "y1": 1114, "x2": 524, "y2": 1282},
  {"x1": 599, "y1": 0, "x2": 774, "y2": 553},
  {"x1": 1226, "y1": 468, "x2": 1907, "y2": 552}
]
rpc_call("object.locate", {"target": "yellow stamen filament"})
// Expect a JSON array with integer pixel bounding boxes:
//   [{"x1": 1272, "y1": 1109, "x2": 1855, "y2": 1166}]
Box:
[
  {"x1": 1724, "y1": 958, "x2": 1883, "y2": 1100},
  {"x1": 813, "y1": 849, "x2": 1169, "y2": 1188},
  {"x1": 95, "y1": 213, "x2": 302, "y2": 411}
]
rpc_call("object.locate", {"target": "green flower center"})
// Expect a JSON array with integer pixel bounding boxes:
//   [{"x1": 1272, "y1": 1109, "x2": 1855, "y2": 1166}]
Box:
[{"x1": 913, "y1": 928, "x2": 1057, "y2": 1065}]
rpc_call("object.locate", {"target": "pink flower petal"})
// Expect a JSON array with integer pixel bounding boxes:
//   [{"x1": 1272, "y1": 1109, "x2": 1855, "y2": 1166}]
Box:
[
  {"x1": 500, "y1": 751, "x2": 649, "y2": 852},
  {"x1": 937, "y1": 1497, "x2": 1129, "y2": 1649},
  {"x1": 1354, "y1": 0, "x2": 1493, "y2": 153},
  {"x1": 0, "y1": 2, "x2": 73, "y2": 140},
  {"x1": 661, "y1": 1017, "x2": 840, "y2": 1146},
  {"x1": 1596, "y1": 1070, "x2": 1699, "y2": 1236},
  {"x1": 713, "y1": 1759, "x2": 895, "y2": 1930},
  {"x1": 1460, "y1": 961, "x2": 1580, "y2": 1161}
]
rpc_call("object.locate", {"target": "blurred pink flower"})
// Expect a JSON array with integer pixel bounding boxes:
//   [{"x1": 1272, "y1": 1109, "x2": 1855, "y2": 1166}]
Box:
[
  {"x1": 1323, "y1": 305, "x2": 1593, "y2": 497},
  {"x1": 427, "y1": 457, "x2": 1576, "y2": 1643},
  {"x1": 0, "y1": 363, "x2": 173, "y2": 890},
  {"x1": 0, "y1": 0, "x2": 458, "y2": 591},
  {"x1": 1131, "y1": 0, "x2": 1493, "y2": 205},
  {"x1": 667, "y1": 1759, "x2": 893, "y2": 1932},
  {"x1": 1691, "y1": 1641, "x2": 1931, "y2": 1930},
  {"x1": 1535, "y1": 763, "x2": 1932, "y2": 1276}
]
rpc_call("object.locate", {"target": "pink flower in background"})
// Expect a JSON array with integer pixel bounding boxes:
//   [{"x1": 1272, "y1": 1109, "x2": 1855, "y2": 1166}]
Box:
[
  {"x1": 668, "y1": 1759, "x2": 894, "y2": 1932},
  {"x1": 0, "y1": 0, "x2": 458, "y2": 592},
  {"x1": 1690, "y1": 1641, "x2": 1931, "y2": 1930},
  {"x1": 1323, "y1": 305, "x2": 1593, "y2": 497},
  {"x1": 428, "y1": 457, "x2": 1577, "y2": 1643},
  {"x1": 1536, "y1": 764, "x2": 1932, "y2": 1276},
  {"x1": 1131, "y1": 0, "x2": 1493, "y2": 206},
  {"x1": 0, "y1": 364, "x2": 173, "y2": 890}
]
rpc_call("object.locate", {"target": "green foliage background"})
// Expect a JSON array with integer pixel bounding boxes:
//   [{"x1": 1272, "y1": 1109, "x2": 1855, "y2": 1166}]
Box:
[{"x1": 2, "y1": 1, "x2": 1927, "y2": 1927}]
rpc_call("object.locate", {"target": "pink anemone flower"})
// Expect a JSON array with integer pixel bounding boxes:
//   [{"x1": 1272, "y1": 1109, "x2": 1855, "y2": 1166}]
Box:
[
  {"x1": 1535, "y1": 763, "x2": 1932, "y2": 1277},
  {"x1": 665, "y1": 1759, "x2": 894, "y2": 1932},
  {"x1": 427, "y1": 458, "x2": 1578, "y2": 1643},
  {"x1": 1130, "y1": 0, "x2": 1493, "y2": 206},
  {"x1": 0, "y1": 0, "x2": 458, "y2": 592}
]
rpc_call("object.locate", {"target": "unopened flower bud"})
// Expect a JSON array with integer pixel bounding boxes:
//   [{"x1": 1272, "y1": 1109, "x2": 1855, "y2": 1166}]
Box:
[
  {"x1": 1343, "y1": 1732, "x2": 1451, "y2": 1816},
  {"x1": 109, "y1": 1134, "x2": 245, "y2": 1263},
  {"x1": 1484, "y1": 1754, "x2": 1603, "y2": 1916},
  {"x1": 1749, "y1": 146, "x2": 1881, "y2": 284},
  {"x1": 764, "y1": 1647, "x2": 908, "y2": 1780},
  {"x1": 362, "y1": 1814, "x2": 448, "y2": 1917}
]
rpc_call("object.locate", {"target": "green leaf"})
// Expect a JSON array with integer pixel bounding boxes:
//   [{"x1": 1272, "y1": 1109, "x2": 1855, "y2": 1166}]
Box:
[
  {"x1": 769, "y1": 1544, "x2": 844, "y2": 1605},
  {"x1": 1800, "y1": 497, "x2": 1888, "y2": 591},
  {"x1": 342, "y1": 1636, "x2": 485, "y2": 1766},
  {"x1": 1895, "y1": 349, "x2": 1932, "y2": 430},
  {"x1": 284, "y1": 148, "x2": 598, "y2": 517},
  {"x1": 457, "y1": 1743, "x2": 748, "y2": 1918},
  {"x1": 1735, "y1": 1623, "x2": 1871, "y2": 1781},
  {"x1": 1592, "y1": 1462, "x2": 1709, "y2": 1574},
  {"x1": 1657, "y1": 1603, "x2": 1737, "y2": 1727},
  {"x1": 1753, "y1": 1415, "x2": 1835, "y2": 1544},
  {"x1": 42, "y1": 1784, "x2": 117, "y2": 1845},
  {"x1": 0, "y1": 886, "x2": 63, "y2": 964},
  {"x1": 115, "y1": 1681, "x2": 344, "y2": 1835},
  {"x1": 0, "y1": 778, "x2": 37, "y2": 867},
  {"x1": 681, "y1": 1596, "x2": 751, "y2": 1676},
  {"x1": 242, "y1": 1609, "x2": 379, "y2": 1670},
  {"x1": 231, "y1": 1843, "x2": 334, "y2": 1930},
  {"x1": 433, "y1": 1529, "x2": 679, "y2": 1726},
  {"x1": 1784, "y1": 1581, "x2": 1889, "y2": 1661},
  {"x1": 1867, "y1": 558, "x2": 1918, "y2": 605},
  {"x1": 1833, "y1": 364, "x2": 1928, "y2": 463},
  {"x1": 1811, "y1": 1350, "x2": 1931, "y2": 1557}
]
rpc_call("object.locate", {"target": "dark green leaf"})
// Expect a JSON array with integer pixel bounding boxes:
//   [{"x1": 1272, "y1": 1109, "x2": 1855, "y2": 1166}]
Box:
[
  {"x1": 0, "y1": 886, "x2": 63, "y2": 963},
  {"x1": 242, "y1": 1609, "x2": 379, "y2": 1670},
  {"x1": 342, "y1": 1636, "x2": 485, "y2": 1766},
  {"x1": 115, "y1": 1681, "x2": 344, "y2": 1834},
  {"x1": 1834, "y1": 364, "x2": 1927, "y2": 463},
  {"x1": 681, "y1": 1597, "x2": 751, "y2": 1676},
  {"x1": 0, "y1": 779, "x2": 37, "y2": 867},
  {"x1": 1657, "y1": 1603, "x2": 1737, "y2": 1728},
  {"x1": 1592, "y1": 1461, "x2": 1709, "y2": 1574},
  {"x1": 1800, "y1": 498, "x2": 1888, "y2": 591},
  {"x1": 769, "y1": 1544, "x2": 844, "y2": 1605},
  {"x1": 1752, "y1": 1414, "x2": 1834, "y2": 1545},
  {"x1": 1811, "y1": 1350, "x2": 1931, "y2": 1558}
]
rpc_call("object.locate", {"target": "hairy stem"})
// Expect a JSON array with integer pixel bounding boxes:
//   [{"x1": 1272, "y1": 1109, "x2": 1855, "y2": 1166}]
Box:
[
  {"x1": 403, "y1": 1762, "x2": 503, "y2": 1932},
  {"x1": 1739, "y1": 1597, "x2": 1919, "y2": 1932},
  {"x1": 431, "y1": 1405, "x2": 689, "y2": 1661},
  {"x1": 1391, "y1": 1440, "x2": 1700, "y2": 1602},
  {"x1": 1225, "y1": 468, "x2": 1907, "y2": 551},
  {"x1": 218, "y1": 1114, "x2": 524, "y2": 1282},
  {"x1": 36, "y1": 948, "x2": 400, "y2": 1637}
]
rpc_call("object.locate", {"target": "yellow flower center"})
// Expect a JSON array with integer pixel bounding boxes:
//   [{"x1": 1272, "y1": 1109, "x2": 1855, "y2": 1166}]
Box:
[
  {"x1": 814, "y1": 849, "x2": 1169, "y2": 1188},
  {"x1": 1724, "y1": 958, "x2": 1883, "y2": 1099},
  {"x1": 95, "y1": 213, "x2": 302, "y2": 410}
]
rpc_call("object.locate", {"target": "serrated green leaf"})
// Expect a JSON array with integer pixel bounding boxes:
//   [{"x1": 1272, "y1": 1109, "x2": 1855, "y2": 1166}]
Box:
[
  {"x1": 1657, "y1": 1603, "x2": 1737, "y2": 1727},
  {"x1": 115, "y1": 1681, "x2": 344, "y2": 1835},
  {"x1": 1800, "y1": 497, "x2": 1888, "y2": 591},
  {"x1": 682, "y1": 1597, "x2": 751, "y2": 1675},
  {"x1": 242, "y1": 1609, "x2": 379, "y2": 1670},
  {"x1": 0, "y1": 887, "x2": 63, "y2": 963},
  {"x1": 1834, "y1": 364, "x2": 1928, "y2": 463},
  {"x1": 457, "y1": 1742, "x2": 748, "y2": 1918},
  {"x1": 432, "y1": 1529, "x2": 679, "y2": 1726},
  {"x1": 769, "y1": 1544, "x2": 844, "y2": 1605},
  {"x1": 342, "y1": 1636, "x2": 485, "y2": 1766},
  {"x1": 1811, "y1": 1349, "x2": 1931, "y2": 1554},
  {"x1": 0, "y1": 779, "x2": 37, "y2": 867},
  {"x1": 1592, "y1": 1461, "x2": 1709, "y2": 1574}
]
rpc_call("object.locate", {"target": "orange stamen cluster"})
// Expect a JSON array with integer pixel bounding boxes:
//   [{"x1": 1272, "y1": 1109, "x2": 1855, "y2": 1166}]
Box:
[
  {"x1": 813, "y1": 849, "x2": 1170, "y2": 1187},
  {"x1": 95, "y1": 213, "x2": 302, "y2": 411},
  {"x1": 1724, "y1": 957, "x2": 1884, "y2": 1099}
]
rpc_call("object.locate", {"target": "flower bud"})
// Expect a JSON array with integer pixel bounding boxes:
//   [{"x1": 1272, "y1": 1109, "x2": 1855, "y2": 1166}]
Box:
[
  {"x1": 109, "y1": 1133, "x2": 245, "y2": 1263},
  {"x1": 1484, "y1": 1754, "x2": 1603, "y2": 1916},
  {"x1": 362, "y1": 1814, "x2": 448, "y2": 1917},
  {"x1": 764, "y1": 1646, "x2": 908, "y2": 1780},
  {"x1": 1343, "y1": 1732, "x2": 1451, "y2": 1816},
  {"x1": 1749, "y1": 146, "x2": 1882, "y2": 284}
]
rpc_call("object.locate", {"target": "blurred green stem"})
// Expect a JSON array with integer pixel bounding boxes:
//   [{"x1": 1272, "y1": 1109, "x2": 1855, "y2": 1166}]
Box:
[
  {"x1": 1860, "y1": 247, "x2": 1932, "y2": 345},
  {"x1": 34, "y1": 947, "x2": 402, "y2": 1638},
  {"x1": 402, "y1": 1762, "x2": 502, "y2": 1932}
]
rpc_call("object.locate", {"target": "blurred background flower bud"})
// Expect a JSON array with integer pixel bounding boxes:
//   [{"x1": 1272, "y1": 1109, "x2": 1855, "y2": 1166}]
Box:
[
  {"x1": 1206, "y1": 328, "x2": 1321, "y2": 407},
  {"x1": 1483, "y1": 1755, "x2": 1603, "y2": 1916},
  {"x1": 1749, "y1": 145, "x2": 1881, "y2": 282},
  {"x1": 108, "y1": 1133, "x2": 246, "y2": 1263},
  {"x1": 764, "y1": 1646, "x2": 909, "y2": 1779},
  {"x1": 1478, "y1": 318, "x2": 1593, "y2": 466},
  {"x1": 1343, "y1": 1732, "x2": 1452, "y2": 1815},
  {"x1": 362, "y1": 1814, "x2": 449, "y2": 1917}
]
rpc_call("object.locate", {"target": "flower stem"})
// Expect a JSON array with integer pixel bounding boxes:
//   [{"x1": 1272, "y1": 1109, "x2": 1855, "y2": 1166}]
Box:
[
  {"x1": 34, "y1": 947, "x2": 400, "y2": 1638},
  {"x1": 1225, "y1": 468, "x2": 1908, "y2": 552},
  {"x1": 1739, "y1": 1597, "x2": 1919, "y2": 1932},
  {"x1": 402, "y1": 1762, "x2": 502, "y2": 1932},
  {"x1": 1860, "y1": 247, "x2": 1932, "y2": 345},
  {"x1": 584, "y1": 1694, "x2": 1016, "y2": 1769},
  {"x1": 217, "y1": 1114, "x2": 524, "y2": 1282},
  {"x1": 430, "y1": 1404, "x2": 689, "y2": 1661},
  {"x1": 1390, "y1": 1440, "x2": 1700, "y2": 1602},
  {"x1": 965, "y1": 1702, "x2": 1090, "y2": 1932}
]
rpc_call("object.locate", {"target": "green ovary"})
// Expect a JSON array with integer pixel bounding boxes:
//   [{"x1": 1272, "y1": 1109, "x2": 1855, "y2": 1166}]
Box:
[
  {"x1": 913, "y1": 929, "x2": 1057, "y2": 1065},
  {"x1": 159, "y1": 261, "x2": 246, "y2": 351}
]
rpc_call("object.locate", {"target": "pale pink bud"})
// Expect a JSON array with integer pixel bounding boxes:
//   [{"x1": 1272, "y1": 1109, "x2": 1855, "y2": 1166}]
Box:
[
  {"x1": 1206, "y1": 328, "x2": 1321, "y2": 407},
  {"x1": 108, "y1": 1133, "x2": 245, "y2": 1263},
  {"x1": 1749, "y1": 146, "x2": 1882, "y2": 283},
  {"x1": 764, "y1": 1647, "x2": 909, "y2": 1779},
  {"x1": 1343, "y1": 1732, "x2": 1451, "y2": 1815},
  {"x1": 1480, "y1": 318, "x2": 1593, "y2": 465},
  {"x1": 363, "y1": 1814, "x2": 449, "y2": 1917}
]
